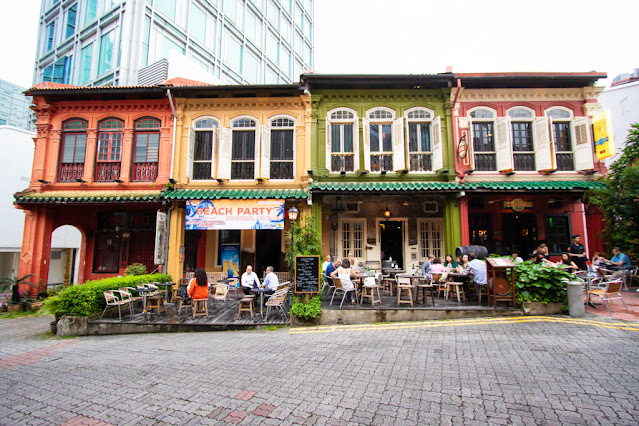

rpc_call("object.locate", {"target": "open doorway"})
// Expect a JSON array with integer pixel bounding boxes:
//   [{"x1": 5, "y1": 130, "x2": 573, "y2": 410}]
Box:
[
  {"x1": 380, "y1": 220, "x2": 404, "y2": 269},
  {"x1": 50, "y1": 225, "x2": 82, "y2": 287},
  {"x1": 502, "y1": 213, "x2": 537, "y2": 259},
  {"x1": 255, "y1": 230, "x2": 282, "y2": 276}
]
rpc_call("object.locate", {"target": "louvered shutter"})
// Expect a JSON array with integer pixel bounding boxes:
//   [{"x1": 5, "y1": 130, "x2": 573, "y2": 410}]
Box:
[
  {"x1": 533, "y1": 117, "x2": 554, "y2": 171},
  {"x1": 326, "y1": 118, "x2": 332, "y2": 172},
  {"x1": 432, "y1": 116, "x2": 443, "y2": 172},
  {"x1": 218, "y1": 127, "x2": 232, "y2": 180},
  {"x1": 352, "y1": 115, "x2": 360, "y2": 172},
  {"x1": 259, "y1": 125, "x2": 271, "y2": 179},
  {"x1": 362, "y1": 117, "x2": 371, "y2": 172},
  {"x1": 392, "y1": 117, "x2": 406, "y2": 171},
  {"x1": 495, "y1": 117, "x2": 514, "y2": 172},
  {"x1": 186, "y1": 126, "x2": 195, "y2": 180},
  {"x1": 572, "y1": 117, "x2": 594, "y2": 171},
  {"x1": 210, "y1": 128, "x2": 218, "y2": 179},
  {"x1": 253, "y1": 127, "x2": 261, "y2": 179}
]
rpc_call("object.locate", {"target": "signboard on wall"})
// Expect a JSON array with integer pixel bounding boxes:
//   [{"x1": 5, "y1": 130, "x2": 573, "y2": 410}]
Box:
[
  {"x1": 154, "y1": 211, "x2": 167, "y2": 265},
  {"x1": 593, "y1": 110, "x2": 616, "y2": 160},
  {"x1": 185, "y1": 199, "x2": 285, "y2": 230},
  {"x1": 221, "y1": 244, "x2": 240, "y2": 280}
]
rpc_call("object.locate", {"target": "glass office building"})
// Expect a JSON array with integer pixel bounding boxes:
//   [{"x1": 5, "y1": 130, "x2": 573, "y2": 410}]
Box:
[
  {"x1": 0, "y1": 80, "x2": 33, "y2": 131},
  {"x1": 34, "y1": 0, "x2": 314, "y2": 86}
]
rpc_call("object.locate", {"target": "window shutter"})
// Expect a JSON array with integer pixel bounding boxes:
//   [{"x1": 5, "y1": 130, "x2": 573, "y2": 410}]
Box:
[
  {"x1": 432, "y1": 116, "x2": 443, "y2": 171},
  {"x1": 362, "y1": 117, "x2": 371, "y2": 172},
  {"x1": 326, "y1": 119, "x2": 332, "y2": 172},
  {"x1": 392, "y1": 117, "x2": 406, "y2": 172},
  {"x1": 211, "y1": 128, "x2": 218, "y2": 179},
  {"x1": 186, "y1": 126, "x2": 195, "y2": 180},
  {"x1": 572, "y1": 117, "x2": 594, "y2": 171},
  {"x1": 218, "y1": 127, "x2": 232, "y2": 180},
  {"x1": 352, "y1": 115, "x2": 360, "y2": 172},
  {"x1": 253, "y1": 127, "x2": 261, "y2": 179},
  {"x1": 495, "y1": 117, "x2": 514, "y2": 172},
  {"x1": 467, "y1": 119, "x2": 475, "y2": 170},
  {"x1": 259, "y1": 125, "x2": 271, "y2": 180},
  {"x1": 533, "y1": 117, "x2": 554, "y2": 171}
]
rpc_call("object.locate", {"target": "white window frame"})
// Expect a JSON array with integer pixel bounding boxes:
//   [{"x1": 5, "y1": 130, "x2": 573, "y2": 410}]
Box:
[
  {"x1": 189, "y1": 116, "x2": 220, "y2": 181},
  {"x1": 267, "y1": 114, "x2": 296, "y2": 180},
  {"x1": 507, "y1": 107, "x2": 536, "y2": 172},
  {"x1": 404, "y1": 107, "x2": 434, "y2": 172},
  {"x1": 365, "y1": 107, "x2": 396, "y2": 173},
  {"x1": 468, "y1": 107, "x2": 497, "y2": 172},
  {"x1": 339, "y1": 219, "x2": 365, "y2": 260},
  {"x1": 326, "y1": 107, "x2": 358, "y2": 173},
  {"x1": 230, "y1": 115, "x2": 260, "y2": 180},
  {"x1": 545, "y1": 107, "x2": 575, "y2": 171},
  {"x1": 417, "y1": 218, "x2": 444, "y2": 260}
]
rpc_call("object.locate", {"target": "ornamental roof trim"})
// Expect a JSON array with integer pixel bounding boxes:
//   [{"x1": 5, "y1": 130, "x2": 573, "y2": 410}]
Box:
[
  {"x1": 14, "y1": 190, "x2": 162, "y2": 204},
  {"x1": 163, "y1": 188, "x2": 308, "y2": 200}
]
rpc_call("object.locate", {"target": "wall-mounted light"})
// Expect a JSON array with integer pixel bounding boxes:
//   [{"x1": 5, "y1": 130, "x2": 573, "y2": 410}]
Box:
[
  {"x1": 359, "y1": 170, "x2": 368, "y2": 176},
  {"x1": 384, "y1": 203, "x2": 391, "y2": 218},
  {"x1": 307, "y1": 169, "x2": 313, "y2": 176},
  {"x1": 168, "y1": 178, "x2": 177, "y2": 184},
  {"x1": 37, "y1": 179, "x2": 51, "y2": 184},
  {"x1": 76, "y1": 178, "x2": 87, "y2": 183},
  {"x1": 288, "y1": 206, "x2": 299, "y2": 221},
  {"x1": 216, "y1": 178, "x2": 225, "y2": 183},
  {"x1": 256, "y1": 178, "x2": 265, "y2": 183},
  {"x1": 340, "y1": 170, "x2": 346, "y2": 176},
  {"x1": 381, "y1": 170, "x2": 387, "y2": 175},
  {"x1": 115, "y1": 179, "x2": 124, "y2": 183}
]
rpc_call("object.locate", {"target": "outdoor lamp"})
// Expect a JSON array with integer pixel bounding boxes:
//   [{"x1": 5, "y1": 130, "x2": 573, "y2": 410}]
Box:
[
  {"x1": 384, "y1": 206, "x2": 391, "y2": 218},
  {"x1": 288, "y1": 206, "x2": 299, "y2": 221}
]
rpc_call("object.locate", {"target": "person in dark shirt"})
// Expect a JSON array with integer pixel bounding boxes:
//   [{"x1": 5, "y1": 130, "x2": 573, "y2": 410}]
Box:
[
  {"x1": 533, "y1": 243, "x2": 554, "y2": 266},
  {"x1": 567, "y1": 234, "x2": 588, "y2": 270},
  {"x1": 325, "y1": 258, "x2": 341, "y2": 277}
]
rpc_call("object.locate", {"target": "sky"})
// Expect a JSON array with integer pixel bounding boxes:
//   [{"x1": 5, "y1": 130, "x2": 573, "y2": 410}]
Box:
[{"x1": 1, "y1": 0, "x2": 636, "y2": 89}]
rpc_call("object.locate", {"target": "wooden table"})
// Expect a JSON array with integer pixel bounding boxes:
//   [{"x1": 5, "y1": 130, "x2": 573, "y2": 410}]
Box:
[{"x1": 485, "y1": 258, "x2": 517, "y2": 307}]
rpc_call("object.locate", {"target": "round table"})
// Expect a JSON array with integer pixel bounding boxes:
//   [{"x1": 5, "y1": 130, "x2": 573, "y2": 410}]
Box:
[
  {"x1": 250, "y1": 287, "x2": 271, "y2": 318},
  {"x1": 156, "y1": 282, "x2": 174, "y2": 302}
]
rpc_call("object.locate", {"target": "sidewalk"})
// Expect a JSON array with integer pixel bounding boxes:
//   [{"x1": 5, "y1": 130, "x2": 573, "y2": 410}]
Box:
[{"x1": 585, "y1": 288, "x2": 639, "y2": 321}]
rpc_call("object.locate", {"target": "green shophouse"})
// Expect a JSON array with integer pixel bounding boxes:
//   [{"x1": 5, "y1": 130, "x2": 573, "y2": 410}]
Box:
[{"x1": 303, "y1": 74, "x2": 462, "y2": 270}]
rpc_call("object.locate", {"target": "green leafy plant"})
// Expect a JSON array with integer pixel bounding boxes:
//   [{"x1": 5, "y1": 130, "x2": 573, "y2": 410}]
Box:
[
  {"x1": 0, "y1": 274, "x2": 38, "y2": 304},
  {"x1": 285, "y1": 213, "x2": 323, "y2": 275},
  {"x1": 290, "y1": 294, "x2": 322, "y2": 320},
  {"x1": 124, "y1": 263, "x2": 148, "y2": 276},
  {"x1": 56, "y1": 273, "x2": 172, "y2": 317},
  {"x1": 514, "y1": 262, "x2": 572, "y2": 304}
]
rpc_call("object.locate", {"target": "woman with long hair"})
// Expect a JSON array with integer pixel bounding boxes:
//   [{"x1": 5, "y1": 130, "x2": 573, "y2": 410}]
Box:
[{"x1": 188, "y1": 268, "x2": 210, "y2": 299}]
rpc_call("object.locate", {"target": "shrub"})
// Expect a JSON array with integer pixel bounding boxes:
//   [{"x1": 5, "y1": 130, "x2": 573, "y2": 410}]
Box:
[
  {"x1": 515, "y1": 262, "x2": 572, "y2": 305},
  {"x1": 57, "y1": 273, "x2": 172, "y2": 317},
  {"x1": 290, "y1": 294, "x2": 322, "y2": 320},
  {"x1": 124, "y1": 263, "x2": 148, "y2": 276}
]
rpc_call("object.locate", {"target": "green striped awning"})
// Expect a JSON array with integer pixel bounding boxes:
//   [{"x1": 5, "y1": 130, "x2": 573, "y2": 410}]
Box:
[
  {"x1": 309, "y1": 180, "x2": 604, "y2": 192},
  {"x1": 163, "y1": 188, "x2": 308, "y2": 200},
  {"x1": 14, "y1": 190, "x2": 162, "y2": 204}
]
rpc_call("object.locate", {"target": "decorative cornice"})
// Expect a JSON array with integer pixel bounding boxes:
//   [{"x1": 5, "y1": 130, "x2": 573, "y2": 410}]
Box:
[
  {"x1": 183, "y1": 97, "x2": 306, "y2": 111},
  {"x1": 320, "y1": 93, "x2": 444, "y2": 103},
  {"x1": 54, "y1": 103, "x2": 172, "y2": 113},
  {"x1": 583, "y1": 103, "x2": 602, "y2": 116},
  {"x1": 36, "y1": 124, "x2": 51, "y2": 139},
  {"x1": 456, "y1": 88, "x2": 592, "y2": 102}
]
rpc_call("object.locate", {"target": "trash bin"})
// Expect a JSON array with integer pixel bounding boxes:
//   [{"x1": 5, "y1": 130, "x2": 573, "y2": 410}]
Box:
[{"x1": 566, "y1": 281, "x2": 585, "y2": 317}]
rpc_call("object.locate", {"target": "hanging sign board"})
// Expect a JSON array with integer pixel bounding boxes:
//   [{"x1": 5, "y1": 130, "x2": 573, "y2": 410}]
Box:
[
  {"x1": 593, "y1": 110, "x2": 615, "y2": 160},
  {"x1": 185, "y1": 199, "x2": 284, "y2": 230},
  {"x1": 294, "y1": 255, "x2": 321, "y2": 294},
  {"x1": 154, "y1": 211, "x2": 167, "y2": 265}
]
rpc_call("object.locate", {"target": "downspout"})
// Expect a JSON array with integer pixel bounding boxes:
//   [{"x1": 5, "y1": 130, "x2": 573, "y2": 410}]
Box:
[{"x1": 165, "y1": 89, "x2": 178, "y2": 276}]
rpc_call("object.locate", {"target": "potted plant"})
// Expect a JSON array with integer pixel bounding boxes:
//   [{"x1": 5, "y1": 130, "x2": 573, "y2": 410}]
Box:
[
  {"x1": 0, "y1": 274, "x2": 38, "y2": 312},
  {"x1": 290, "y1": 294, "x2": 322, "y2": 326},
  {"x1": 515, "y1": 262, "x2": 571, "y2": 314}
]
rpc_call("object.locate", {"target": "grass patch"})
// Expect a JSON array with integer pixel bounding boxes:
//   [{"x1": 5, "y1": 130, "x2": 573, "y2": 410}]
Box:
[
  {"x1": 262, "y1": 325, "x2": 288, "y2": 331},
  {"x1": 0, "y1": 310, "x2": 39, "y2": 319}
]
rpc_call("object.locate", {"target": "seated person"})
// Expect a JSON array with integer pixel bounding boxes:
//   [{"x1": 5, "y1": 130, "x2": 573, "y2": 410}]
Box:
[
  {"x1": 592, "y1": 252, "x2": 605, "y2": 268},
  {"x1": 241, "y1": 265, "x2": 261, "y2": 296},
  {"x1": 533, "y1": 243, "x2": 554, "y2": 266},
  {"x1": 262, "y1": 266, "x2": 279, "y2": 295},
  {"x1": 604, "y1": 247, "x2": 632, "y2": 270},
  {"x1": 188, "y1": 268, "x2": 210, "y2": 300},
  {"x1": 512, "y1": 252, "x2": 524, "y2": 263},
  {"x1": 325, "y1": 257, "x2": 341, "y2": 279},
  {"x1": 558, "y1": 253, "x2": 579, "y2": 273},
  {"x1": 331, "y1": 258, "x2": 356, "y2": 304},
  {"x1": 421, "y1": 255, "x2": 434, "y2": 276},
  {"x1": 443, "y1": 254, "x2": 458, "y2": 270},
  {"x1": 321, "y1": 255, "x2": 332, "y2": 274},
  {"x1": 347, "y1": 251, "x2": 359, "y2": 272},
  {"x1": 430, "y1": 257, "x2": 445, "y2": 274},
  {"x1": 466, "y1": 253, "x2": 487, "y2": 298},
  {"x1": 457, "y1": 254, "x2": 470, "y2": 273}
]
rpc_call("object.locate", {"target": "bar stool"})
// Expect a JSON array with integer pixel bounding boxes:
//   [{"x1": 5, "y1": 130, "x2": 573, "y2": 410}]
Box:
[
  {"x1": 146, "y1": 295, "x2": 165, "y2": 316},
  {"x1": 360, "y1": 277, "x2": 382, "y2": 306},
  {"x1": 447, "y1": 282, "x2": 466, "y2": 303},
  {"x1": 192, "y1": 298, "x2": 208, "y2": 318},
  {"x1": 396, "y1": 276, "x2": 414, "y2": 306},
  {"x1": 238, "y1": 295, "x2": 255, "y2": 319}
]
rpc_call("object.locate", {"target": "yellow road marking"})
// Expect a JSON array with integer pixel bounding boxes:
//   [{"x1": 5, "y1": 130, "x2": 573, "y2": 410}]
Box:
[{"x1": 289, "y1": 316, "x2": 639, "y2": 335}]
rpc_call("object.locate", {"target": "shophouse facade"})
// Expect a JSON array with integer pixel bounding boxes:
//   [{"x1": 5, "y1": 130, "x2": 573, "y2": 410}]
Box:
[
  {"x1": 451, "y1": 72, "x2": 607, "y2": 260},
  {"x1": 16, "y1": 82, "x2": 174, "y2": 293},
  {"x1": 302, "y1": 74, "x2": 462, "y2": 271},
  {"x1": 163, "y1": 84, "x2": 311, "y2": 280}
]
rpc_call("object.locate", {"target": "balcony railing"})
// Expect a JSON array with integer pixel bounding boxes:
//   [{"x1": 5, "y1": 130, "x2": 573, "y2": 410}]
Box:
[
  {"x1": 95, "y1": 162, "x2": 121, "y2": 182},
  {"x1": 58, "y1": 162, "x2": 84, "y2": 182},
  {"x1": 556, "y1": 153, "x2": 574, "y2": 171},
  {"x1": 371, "y1": 154, "x2": 393, "y2": 172},
  {"x1": 409, "y1": 153, "x2": 433, "y2": 172},
  {"x1": 132, "y1": 162, "x2": 158, "y2": 182},
  {"x1": 514, "y1": 153, "x2": 535, "y2": 171},
  {"x1": 331, "y1": 154, "x2": 354, "y2": 173},
  {"x1": 474, "y1": 153, "x2": 496, "y2": 171}
]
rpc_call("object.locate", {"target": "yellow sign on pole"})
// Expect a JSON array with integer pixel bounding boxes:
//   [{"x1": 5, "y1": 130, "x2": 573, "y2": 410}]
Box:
[{"x1": 593, "y1": 110, "x2": 615, "y2": 160}]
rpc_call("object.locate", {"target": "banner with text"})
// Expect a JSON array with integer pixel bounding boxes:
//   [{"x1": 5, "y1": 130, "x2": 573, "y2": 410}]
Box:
[{"x1": 185, "y1": 199, "x2": 285, "y2": 230}]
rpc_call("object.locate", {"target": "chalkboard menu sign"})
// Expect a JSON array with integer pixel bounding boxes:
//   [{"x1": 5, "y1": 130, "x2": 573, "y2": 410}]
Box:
[{"x1": 294, "y1": 255, "x2": 320, "y2": 294}]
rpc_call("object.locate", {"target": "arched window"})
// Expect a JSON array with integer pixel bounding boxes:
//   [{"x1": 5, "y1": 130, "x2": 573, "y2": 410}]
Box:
[
  {"x1": 231, "y1": 117, "x2": 258, "y2": 180},
  {"x1": 327, "y1": 108, "x2": 357, "y2": 173},
  {"x1": 95, "y1": 118, "x2": 123, "y2": 182},
  {"x1": 406, "y1": 107, "x2": 434, "y2": 172},
  {"x1": 269, "y1": 116, "x2": 295, "y2": 179},
  {"x1": 507, "y1": 107, "x2": 535, "y2": 171},
  {"x1": 132, "y1": 117, "x2": 160, "y2": 181},
  {"x1": 192, "y1": 117, "x2": 219, "y2": 180},
  {"x1": 546, "y1": 108, "x2": 574, "y2": 171},
  {"x1": 58, "y1": 119, "x2": 87, "y2": 182},
  {"x1": 366, "y1": 107, "x2": 396, "y2": 172},
  {"x1": 468, "y1": 108, "x2": 496, "y2": 171}
]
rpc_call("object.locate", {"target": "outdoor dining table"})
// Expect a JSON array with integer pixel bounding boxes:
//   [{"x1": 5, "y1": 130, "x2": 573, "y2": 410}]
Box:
[
  {"x1": 156, "y1": 282, "x2": 174, "y2": 302},
  {"x1": 135, "y1": 287, "x2": 155, "y2": 319},
  {"x1": 250, "y1": 287, "x2": 270, "y2": 318}
]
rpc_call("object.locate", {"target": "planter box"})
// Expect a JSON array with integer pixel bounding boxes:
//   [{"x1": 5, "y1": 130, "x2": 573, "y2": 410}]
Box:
[
  {"x1": 290, "y1": 315, "x2": 320, "y2": 327},
  {"x1": 522, "y1": 302, "x2": 563, "y2": 315}
]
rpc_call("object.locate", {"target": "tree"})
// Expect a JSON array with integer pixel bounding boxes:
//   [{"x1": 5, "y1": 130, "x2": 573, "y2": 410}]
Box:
[
  {"x1": 587, "y1": 122, "x2": 639, "y2": 262},
  {"x1": 285, "y1": 213, "x2": 323, "y2": 275}
]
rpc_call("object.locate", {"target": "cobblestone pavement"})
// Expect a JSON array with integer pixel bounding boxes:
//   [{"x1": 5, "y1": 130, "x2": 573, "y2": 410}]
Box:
[{"x1": 1, "y1": 314, "x2": 638, "y2": 425}]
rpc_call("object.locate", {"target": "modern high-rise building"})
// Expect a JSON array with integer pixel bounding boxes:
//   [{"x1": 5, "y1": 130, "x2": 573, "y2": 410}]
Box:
[
  {"x1": 34, "y1": 0, "x2": 314, "y2": 87},
  {"x1": 0, "y1": 80, "x2": 33, "y2": 131}
]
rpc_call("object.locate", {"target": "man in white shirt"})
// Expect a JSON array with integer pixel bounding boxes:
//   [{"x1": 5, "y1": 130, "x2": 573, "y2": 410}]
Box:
[
  {"x1": 321, "y1": 255, "x2": 332, "y2": 274},
  {"x1": 241, "y1": 265, "x2": 261, "y2": 296},
  {"x1": 465, "y1": 253, "x2": 487, "y2": 298},
  {"x1": 262, "y1": 266, "x2": 279, "y2": 294}
]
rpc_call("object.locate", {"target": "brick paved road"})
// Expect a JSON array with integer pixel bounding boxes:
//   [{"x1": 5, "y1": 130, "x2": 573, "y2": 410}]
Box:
[{"x1": 1, "y1": 315, "x2": 638, "y2": 425}]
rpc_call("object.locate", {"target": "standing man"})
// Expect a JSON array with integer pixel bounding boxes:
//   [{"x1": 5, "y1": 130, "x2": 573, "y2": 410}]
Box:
[
  {"x1": 567, "y1": 235, "x2": 588, "y2": 271},
  {"x1": 241, "y1": 265, "x2": 261, "y2": 296},
  {"x1": 262, "y1": 266, "x2": 279, "y2": 295}
]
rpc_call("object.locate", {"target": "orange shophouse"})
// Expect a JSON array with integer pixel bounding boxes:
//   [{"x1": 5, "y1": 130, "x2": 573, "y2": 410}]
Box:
[
  {"x1": 15, "y1": 83, "x2": 175, "y2": 294},
  {"x1": 450, "y1": 72, "x2": 607, "y2": 260}
]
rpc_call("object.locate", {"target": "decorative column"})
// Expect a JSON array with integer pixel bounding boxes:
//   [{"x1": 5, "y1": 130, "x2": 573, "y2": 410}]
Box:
[
  {"x1": 119, "y1": 128, "x2": 134, "y2": 181},
  {"x1": 84, "y1": 129, "x2": 97, "y2": 183},
  {"x1": 166, "y1": 202, "x2": 185, "y2": 283},
  {"x1": 18, "y1": 208, "x2": 54, "y2": 296}
]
